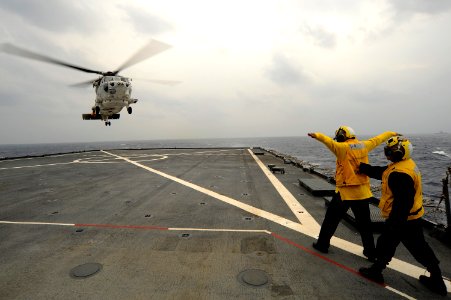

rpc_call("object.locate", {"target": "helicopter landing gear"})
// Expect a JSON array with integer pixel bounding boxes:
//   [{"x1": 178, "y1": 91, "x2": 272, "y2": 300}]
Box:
[
  {"x1": 127, "y1": 106, "x2": 132, "y2": 114},
  {"x1": 105, "y1": 121, "x2": 111, "y2": 126}
]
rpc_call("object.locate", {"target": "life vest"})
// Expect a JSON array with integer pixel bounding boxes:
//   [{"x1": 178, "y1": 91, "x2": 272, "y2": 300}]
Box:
[
  {"x1": 379, "y1": 158, "x2": 424, "y2": 220},
  {"x1": 335, "y1": 140, "x2": 370, "y2": 187}
]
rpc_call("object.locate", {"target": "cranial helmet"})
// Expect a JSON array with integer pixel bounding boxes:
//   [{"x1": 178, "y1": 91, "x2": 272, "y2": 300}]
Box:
[
  {"x1": 334, "y1": 126, "x2": 356, "y2": 142},
  {"x1": 384, "y1": 136, "x2": 413, "y2": 162}
]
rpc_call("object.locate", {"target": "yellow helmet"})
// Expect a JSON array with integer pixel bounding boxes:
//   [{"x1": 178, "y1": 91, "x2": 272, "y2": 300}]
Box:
[
  {"x1": 384, "y1": 136, "x2": 413, "y2": 161},
  {"x1": 334, "y1": 126, "x2": 356, "y2": 142}
]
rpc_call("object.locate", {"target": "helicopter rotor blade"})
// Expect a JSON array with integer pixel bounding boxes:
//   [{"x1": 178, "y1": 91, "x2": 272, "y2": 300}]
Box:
[
  {"x1": 134, "y1": 78, "x2": 181, "y2": 86},
  {"x1": 1, "y1": 43, "x2": 105, "y2": 75},
  {"x1": 69, "y1": 78, "x2": 99, "y2": 87},
  {"x1": 112, "y1": 39, "x2": 172, "y2": 75}
]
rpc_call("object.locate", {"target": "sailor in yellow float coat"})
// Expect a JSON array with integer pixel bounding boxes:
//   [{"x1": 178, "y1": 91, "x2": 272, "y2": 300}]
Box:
[
  {"x1": 358, "y1": 136, "x2": 447, "y2": 296},
  {"x1": 308, "y1": 126, "x2": 397, "y2": 259},
  {"x1": 379, "y1": 158, "x2": 424, "y2": 220}
]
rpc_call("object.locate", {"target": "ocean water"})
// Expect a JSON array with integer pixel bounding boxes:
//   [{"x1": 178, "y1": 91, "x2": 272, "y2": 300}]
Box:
[{"x1": 1, "y1": 134, "x2": 450, "y2": 224}]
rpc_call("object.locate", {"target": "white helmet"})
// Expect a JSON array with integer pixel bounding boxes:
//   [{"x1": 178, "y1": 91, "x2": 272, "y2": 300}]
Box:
[{"x1": 334, "y1": 126, "x2": 356, "y2": 142}]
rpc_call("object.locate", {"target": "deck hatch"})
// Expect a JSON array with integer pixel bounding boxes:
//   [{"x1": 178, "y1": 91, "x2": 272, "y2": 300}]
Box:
[
  {"x1": 70, "y1": 263, "x2": 102, "y2": 279},
  {"x1": 237, "y1": 269, "x2": 269, "y2": 287}
]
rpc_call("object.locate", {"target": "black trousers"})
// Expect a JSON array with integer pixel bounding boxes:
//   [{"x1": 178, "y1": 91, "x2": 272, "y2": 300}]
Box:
[
  {"x1": 317, "y1": 192, "x2": 375, "y2": 253},
  {"x1": 375, "y1": 218, "x2": 440, "y2": 271}
]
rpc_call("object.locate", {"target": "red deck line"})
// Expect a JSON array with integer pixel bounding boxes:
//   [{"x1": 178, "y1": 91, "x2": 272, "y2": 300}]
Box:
[
  {"x1": 75, "y1": 223, "x2": 168, "y2": 231},
  {"x1": 271, "y1": 232, "x2": 386, "y2": 287}
]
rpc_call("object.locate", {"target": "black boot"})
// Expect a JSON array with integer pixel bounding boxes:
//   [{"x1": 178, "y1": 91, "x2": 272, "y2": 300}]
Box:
[
  {"x1": 363, "y1": 249, "x2": 376, "y2": 263},
  {"x1": 419, "y1": 275, "x2": 447, "y2": 296},
  {"x1": 312, "y1": 242, "x2": 328, "y2": 253},
  {"x1": 359, "y1": 265, "x2": 384, "y2": 284}
]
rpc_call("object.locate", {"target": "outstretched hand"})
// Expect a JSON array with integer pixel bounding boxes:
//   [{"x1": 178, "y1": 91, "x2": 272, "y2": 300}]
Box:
[{"x1": 358, "y1": 162, "x2": 371, "y2": 175}]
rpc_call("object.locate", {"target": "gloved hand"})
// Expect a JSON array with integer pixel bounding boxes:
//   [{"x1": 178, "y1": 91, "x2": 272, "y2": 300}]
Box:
[{"x1": 359, "y1": 162, "x2": 371, "y2": 175}]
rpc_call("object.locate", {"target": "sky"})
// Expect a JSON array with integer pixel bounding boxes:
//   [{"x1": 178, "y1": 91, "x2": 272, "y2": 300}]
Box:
[{"x1": 1, "y1": 0, "x2": 450, "y2": 144}]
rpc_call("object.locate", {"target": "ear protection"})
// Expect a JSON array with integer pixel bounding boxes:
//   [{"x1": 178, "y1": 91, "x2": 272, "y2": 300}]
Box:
[{"x1": 384, "y1": 136, "x2": 413, "y2": 161}]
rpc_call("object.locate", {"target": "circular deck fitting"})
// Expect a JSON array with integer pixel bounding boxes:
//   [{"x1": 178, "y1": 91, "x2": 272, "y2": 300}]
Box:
[
  {"x1": 179, "y1": 233, "x2": 191, "y2": 238},
  {"x1": 70, "y1": 263, "x2": 102, "y2": 279},
  {"x1": 243, "y1": 216, "x2": 253, "y2": 221},
  {"x1": 237, "y1": 269, "x2": 269, "y2": 287}
]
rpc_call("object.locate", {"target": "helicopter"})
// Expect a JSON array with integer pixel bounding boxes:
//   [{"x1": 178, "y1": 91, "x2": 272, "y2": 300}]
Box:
[{"x1": 1, "y1": 40, "x2": 177, "y2": 126}]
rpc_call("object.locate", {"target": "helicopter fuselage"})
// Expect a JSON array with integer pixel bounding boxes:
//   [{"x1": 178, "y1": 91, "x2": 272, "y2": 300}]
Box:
[
  {"x1": 89, "y1": 75, "x2": 137, "y2": 125},
  {"x1": 2, "y1": 39, "x2": 173, "y2": 127}
]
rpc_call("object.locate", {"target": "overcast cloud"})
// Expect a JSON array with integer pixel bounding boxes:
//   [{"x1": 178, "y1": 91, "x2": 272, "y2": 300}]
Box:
[{"x1": 0, "y1": 0, "x2": 450, "y2": 144}]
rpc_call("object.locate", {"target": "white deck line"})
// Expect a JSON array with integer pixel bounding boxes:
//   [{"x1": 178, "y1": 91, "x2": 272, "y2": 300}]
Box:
[
  {"x1": 248, "y1": 149, "x2": 450, "y2": 293},
  {"x1": 102, "y1": 150, "x2": 450, "y2": 294},
  {"x1": 0, "y1": 221, "x2": 417, "y2": 299},
  {"x1": 168, "y1": 227, "x2": 271, "y2": 234},
  {"x1": 0, "y1": 221, "x2": 75, "y2": 226},
  {"x1": 102, "y1": 150, "x2": 307, "y2": 234},
  {"x1": 248, "y1": 149, "x2": 320, "y2": 232}
]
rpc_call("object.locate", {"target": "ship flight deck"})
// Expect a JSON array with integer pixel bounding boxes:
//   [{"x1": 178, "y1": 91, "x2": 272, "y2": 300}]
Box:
[{"x1": 0, "y1": 148, "x2": 449, "y2": 299}]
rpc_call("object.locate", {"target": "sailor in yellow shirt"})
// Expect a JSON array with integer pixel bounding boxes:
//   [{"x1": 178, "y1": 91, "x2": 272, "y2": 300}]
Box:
[{"x1": 308, "y1": 126, "x2": 397, "y2": 260}]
